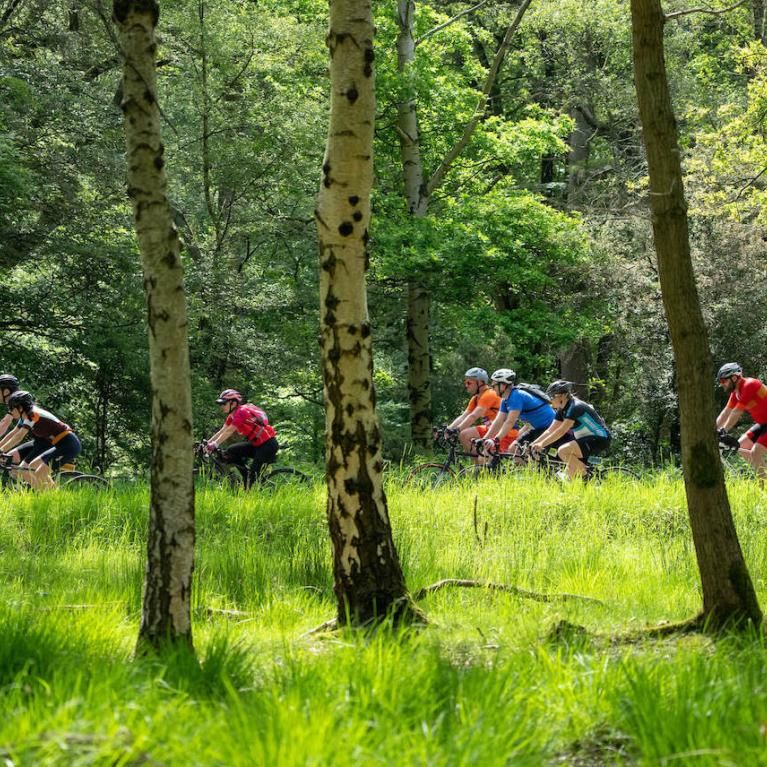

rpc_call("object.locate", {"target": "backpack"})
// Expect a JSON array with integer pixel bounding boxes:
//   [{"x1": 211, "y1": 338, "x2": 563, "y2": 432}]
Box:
[{"x1": 513, "y1": 383, "x2": 552, "y2": 405}]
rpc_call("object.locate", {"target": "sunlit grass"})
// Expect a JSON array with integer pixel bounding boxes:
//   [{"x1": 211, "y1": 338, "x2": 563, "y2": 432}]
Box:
[{"x1": 0, "y1": 473, "x2": 766, "y2": 764}]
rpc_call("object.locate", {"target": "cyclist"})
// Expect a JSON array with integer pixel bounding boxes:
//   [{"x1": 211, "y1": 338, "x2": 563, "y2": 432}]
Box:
[
  {"x1": 716, "y1": 362, "x2": 767, "y2": 482},
  {"x1": 0, "y1": 374, "x2": 19, "y2": 441},
  {"x1": 482, "y1": 369, "x2": 560, "y2": 457},
  {"x1": 530, "y1": 380, "x2": 611, "y2": 480},
  {"x1": 447, "y1": 367, "x2": 500, "y2": 460},
  {"x1": 0, "y1": 390, "x2": 82, "y2": 490},
  {"x1": 204, "y1": 389, "x2": 279, "y2": 488}
]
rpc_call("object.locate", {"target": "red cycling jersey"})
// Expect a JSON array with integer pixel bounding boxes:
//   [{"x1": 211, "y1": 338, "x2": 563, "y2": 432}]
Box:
[
  {"x1": 727, "y1": 377, "x2": 767, "y2": 425},
  {"x1": 225, "y1": 403, "x2": 276, "y2": 447}
]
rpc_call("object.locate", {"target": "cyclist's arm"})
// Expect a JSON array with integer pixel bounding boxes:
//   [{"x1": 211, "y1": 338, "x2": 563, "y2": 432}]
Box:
[
  {"x1": 208, "y1": 424, "x2": 238, "y2": 447},
  {"x1": 483, "y1": 409, "x2": 507, "y2": 441},
  {"x1": 496, "y1": 409, "x2": 521, "y2": 440},
  {"x1": 531, "y1": 419, "x2": 572, "y2": 450},
  {"x1": 716, "y1": 407, "x2": 743, "y2": 431},
  {"x1": 448, "y1": 407, "x2": 472, "y2": 430},
  {"x1": 0, "y1": 425, "x2": 29, "y2": 454},
  {"x1": 0, "y1": 413, "x2": 11, "y2": 439}
]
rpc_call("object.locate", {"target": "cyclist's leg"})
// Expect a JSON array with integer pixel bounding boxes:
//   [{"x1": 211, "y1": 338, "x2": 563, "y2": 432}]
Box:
[
  {"x1": 564, "y1": 436, "x2": 610, "y2": 480},
  {"x1": 247, "y1": 438, "x2": 279, "y2": 486},
  {"x1": 15, "y1": 438, "x2": 49, "y2": 486},
  {"x1": 222, "y1": 442, "x2": 255, "y2": 487},
  {"x1": 36, "y1": 434, "x2": 81, "y2": 489},
  {"x1": 461, "y1": 426, "x2": 485, "y2": 463},
  {"x1": 743, "y1": 426, "x2": 767, "y2": 483},
  {"x1": 557, "y1": 439, "x2": 585, "y2": 479}
]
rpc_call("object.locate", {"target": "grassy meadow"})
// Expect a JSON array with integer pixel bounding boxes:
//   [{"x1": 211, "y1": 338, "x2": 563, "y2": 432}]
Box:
[{"x1": 1, "y1": 473, "x2": 767, "y2": 765}]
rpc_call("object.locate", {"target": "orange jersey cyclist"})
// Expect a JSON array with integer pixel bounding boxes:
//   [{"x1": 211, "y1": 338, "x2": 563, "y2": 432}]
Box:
[
  {"x1": 0, "y1": 390, "x2": 82, "y2": 490},
  {"x1": 447, "y1": 367, "x2": 500, "y2": 459},
  {"x1": 716, "y1": 362, "x2": 767, "y2": 482},
  {"x1": 530, "y1": 380, "x2": 611, "y2": 480},
  {"x1": 205, "y1": 389, "x2": 279, "y2": 488}
]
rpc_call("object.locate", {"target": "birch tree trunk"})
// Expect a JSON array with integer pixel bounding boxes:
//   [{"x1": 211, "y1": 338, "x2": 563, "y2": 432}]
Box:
[
  {"x1": 631, "y1": 0, "x2": 761, "y2": 628},
  {"x1": 113, "y1": 0, "x2": 196, "y2": 652},
  {"x1": 316, "y1": 0, "x2": 417, "y2": 625}
]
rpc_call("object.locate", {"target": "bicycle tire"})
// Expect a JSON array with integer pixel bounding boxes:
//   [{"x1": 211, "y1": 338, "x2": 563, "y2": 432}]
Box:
[
  {"x1": 588, "y1": 464, "x2": 639, "y2": 482},
  {"x1": 405, "y1": 463, "x2": 456, "y2": 489},
  {"x1": 260, "y1": 467, "x2": 311, "y2": 490},
  {"x1": 60, "y1": 472, "x2": 110, "y2": 489}
]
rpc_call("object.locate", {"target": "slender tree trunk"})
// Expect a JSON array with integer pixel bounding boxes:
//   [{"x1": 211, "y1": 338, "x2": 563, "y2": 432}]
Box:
[
  {"x1": 631, "y1": 0, "x2": 761, "y2": 628},
  {"x1": 754, "y1": 0, "x2": 766, "y2": 45},
  {"x1": 114, "y1": 0, "x2": 196, "y2": 652},
  {"x1": 316, "y1": 0, "x2": 417, "y2": 625},
  {"x1": 395, "y1": 0, "x2": 532, "y2": 447}
]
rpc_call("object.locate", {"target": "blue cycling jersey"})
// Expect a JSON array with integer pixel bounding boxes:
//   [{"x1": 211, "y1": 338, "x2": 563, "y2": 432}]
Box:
[
  {"x1": 555, "y1": 397, "x2": 610, "y2": 439},
  {"x1": 500, "y1": 388, "x2": 555, "y2": 430}
]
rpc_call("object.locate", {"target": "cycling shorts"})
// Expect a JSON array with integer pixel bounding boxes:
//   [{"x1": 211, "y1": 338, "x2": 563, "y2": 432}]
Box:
[
  {"x1": 574, "y1": 435, "x2": 611, "y2": 462},
  {"x1": 746, "y1": 423, "x2": 767, "y2": 448},
  {"x1": 498, "y1": 429, "x2": 518, "y2": 453},
  {"x1": 27, "y1": 433, "x2": 82, "y2": 468}
]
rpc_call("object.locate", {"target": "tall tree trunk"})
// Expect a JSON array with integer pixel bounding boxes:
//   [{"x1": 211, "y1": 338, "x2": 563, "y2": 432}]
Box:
[
  {"x1": 557, "y1": 338, "x2": 590, "y2": 399},
  {"x1": 754, "y1": 0, "x2": 766, "y2": 45},
  {"x1": 114, "y1": 0, "x2": 196, "y2": 652},
  {"x1": 395, "y1": 0, "x2": 532, "y2": 447},
  {"x1": 316, "y1": 0, "x2": 416, "y2": 625},
  {"x1": 631, "y1": 0, "x2": 761, "y2": 628}
]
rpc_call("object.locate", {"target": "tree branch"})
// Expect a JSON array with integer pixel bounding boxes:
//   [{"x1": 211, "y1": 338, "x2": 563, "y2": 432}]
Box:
[
  {"x1": 415, "y1": 0, "x2": 493, "y2": 46},
  {"x1": 665, "y1": 0, "x2": 748, "y2": 21},
  {"x1": 425, "y1": 0, "x2": 533, "y2": 198},
  {"x1": 411, "y1": 579, "x2": 604, "y2": 604}
]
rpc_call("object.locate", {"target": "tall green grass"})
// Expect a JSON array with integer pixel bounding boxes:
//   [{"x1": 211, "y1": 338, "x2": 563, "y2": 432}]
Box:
[{"x1": 0, "y1": 474, "x2": 766, "y2": 764}]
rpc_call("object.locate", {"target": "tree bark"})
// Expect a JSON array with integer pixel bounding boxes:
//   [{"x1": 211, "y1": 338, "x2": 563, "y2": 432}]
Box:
[
  {"x1": 316, "y1": 0, "x2": 417, "y2": 625},
  {"x1": 113, "y1": 0, "x2": 196, "y2": 652},
  {"x1": 631, "y1": 0, "x2": 761, "y2": 628}
]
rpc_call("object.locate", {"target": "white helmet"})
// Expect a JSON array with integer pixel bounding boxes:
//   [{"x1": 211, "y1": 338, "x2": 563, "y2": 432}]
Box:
[{"x1": 491, "y1": 368, "x2": 516, "y2": 385}]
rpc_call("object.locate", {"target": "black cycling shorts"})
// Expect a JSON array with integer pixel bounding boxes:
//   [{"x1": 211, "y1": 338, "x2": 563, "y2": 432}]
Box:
[{"x1": 574, "y1": 435, "x2": 611, "y2": 462}]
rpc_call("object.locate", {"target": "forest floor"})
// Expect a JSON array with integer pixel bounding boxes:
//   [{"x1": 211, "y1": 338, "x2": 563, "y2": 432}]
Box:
[{"x1": 0, "y1": 473, "x2": 765, "y2": 765}]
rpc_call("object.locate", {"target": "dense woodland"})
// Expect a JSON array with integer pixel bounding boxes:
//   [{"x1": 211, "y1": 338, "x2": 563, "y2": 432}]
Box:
[{"x1": 1, "y1": 0, "x2": 766, "y2": 470}]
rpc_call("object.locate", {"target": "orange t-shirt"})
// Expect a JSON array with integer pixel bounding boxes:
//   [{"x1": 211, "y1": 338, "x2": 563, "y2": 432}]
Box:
[
  {"x1": 727, "y1": 378, "x2": 767, "y2": 424},
  {"x1": 467, "y1": 388, "x2": 501, "y2": 426}
]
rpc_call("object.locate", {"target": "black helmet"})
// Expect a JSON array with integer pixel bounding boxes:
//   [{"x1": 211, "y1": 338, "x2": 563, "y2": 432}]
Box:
[
  {"x1": 716, "y1": 363, "x2": 742, "y2": 381},
  {"x1": 546, "y1": 380, "x2": 573, "y2": 397},
  {"x1": 0, "y1": 374, "x2": 19, "y2": 392},
  {"x1": 7, "y1": 390, "x2": 34, "y2": 413}
]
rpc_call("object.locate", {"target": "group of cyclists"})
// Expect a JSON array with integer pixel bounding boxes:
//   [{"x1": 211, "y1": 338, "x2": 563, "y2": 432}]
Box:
[
  {"x1": 446, "y1": 367, "x2": 611, "y2": 480},
  {"x1": 0, "y1": 375, "x2": 82, "y2": 490},
  {"x1": 0, "y1": 360, "x2": 764, "y2": 490},
  {"x1": 444, "y1": 362, "x2": 767, "y2": 483}
]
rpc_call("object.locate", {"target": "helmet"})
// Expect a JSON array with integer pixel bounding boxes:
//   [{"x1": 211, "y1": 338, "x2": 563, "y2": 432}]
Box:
[
  {"x1": 216, "y1": 388, "x2": 243, "y2": 404},
  {"x1": 0, "y1": 374, "x2": 19, "y2": 392},
  {"x1": 546, "y1": 380, "x2": 573, "y2": 397},
  {"x1": 464, "y1": 367, "x2": 489, "y2": 383},
  {"x1": 7, "y1": 390, "x2": 34, "y2": 412},
  {"x1": 716, "y1": 363, "x2": 742, "y2": 381},
  {"x1": 491, "y1": 368, "x2": 516, "y2": 385}
]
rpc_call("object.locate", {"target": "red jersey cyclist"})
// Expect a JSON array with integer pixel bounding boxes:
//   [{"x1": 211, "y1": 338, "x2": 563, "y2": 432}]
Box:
[
  {"x1": 205, "y1": 389, "x2": 279, "y2": 488},
  {"x1": 716, "y1": 362, "x2": 767, "y2": 483},
  {"x1": 0, "y1": 390, "x2": 82, "y2": 490},
  {"x1": 446, "y1": 367, "x2": 501, "y2": 460}
]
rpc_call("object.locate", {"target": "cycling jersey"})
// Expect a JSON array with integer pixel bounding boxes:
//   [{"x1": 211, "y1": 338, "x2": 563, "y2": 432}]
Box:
[
  {"x1": 467, "y1": 388, "x2": 500, "y2": 426},
  {"x1": 18, "y1": 406, "x2": 72, "y2": 443},
  {"x1": 727, "y1": 377, "x2": 767, "y2": 425},
  {"x1": 225, "y1": 403, "x2": 276, "y2": 447},
  {"x1": 500, "y1": 388, "x2": 555, "y2": 430},
  {"x1": 555, "y1": 397, "x2": 610, "y2": 439}
]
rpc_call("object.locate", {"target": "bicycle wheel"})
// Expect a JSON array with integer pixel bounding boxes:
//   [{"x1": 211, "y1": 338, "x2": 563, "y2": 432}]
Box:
[
  {"x1": 260, "y1": 467, "x2": 311, "y2": 490},
  {"x1": 405, "y1": 463, "x2": 455, "y2": 489},
  {"x1": 588, "y1": 464, "x2": 639, "y2": 482},
  {"x1": 60, "y1": 472, "x2": 110, "y2": 489}
]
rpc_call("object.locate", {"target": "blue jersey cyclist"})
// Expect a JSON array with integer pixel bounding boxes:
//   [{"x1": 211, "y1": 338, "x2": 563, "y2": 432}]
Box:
[
  {"x1": 482, "y1": 369, "x2": 558, "y2": 454},
  {"x1": 530, "y1": 380, "x2": 611, "y2": 479}
]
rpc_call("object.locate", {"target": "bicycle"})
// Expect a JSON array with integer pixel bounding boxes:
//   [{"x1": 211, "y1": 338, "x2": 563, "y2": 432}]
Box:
[
  {"x1": 460, "y1": 441, "x2": 638, "y2": 482},
  {"x1": 405, "y1": 427, "x2": 480, "y2": 489},
  {"x1": 193, "y1": 441, "x2": 311, "y2": 491},
  {"x1": 0, "y1": 454, "x2": 109, "y2": 490},
  {"x1": 718, "y1": 431, "x2": 755, "y2": 479}
]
